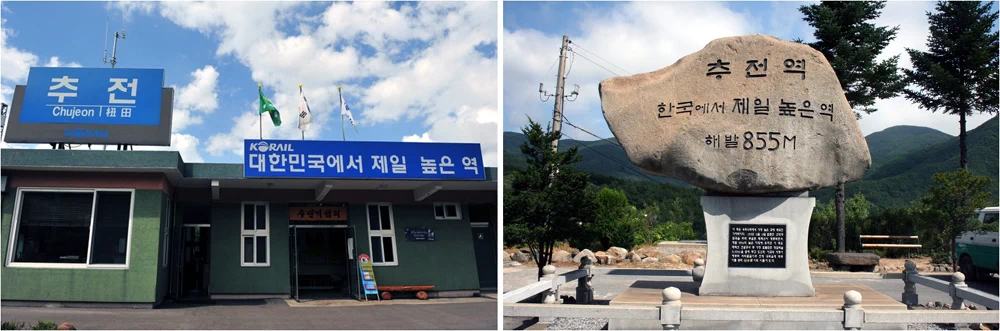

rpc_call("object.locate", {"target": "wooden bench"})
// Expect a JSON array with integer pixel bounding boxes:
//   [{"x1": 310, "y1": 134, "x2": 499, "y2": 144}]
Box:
[{"x1": 379, "y1": 285, "x2": 435, "y2": 300}]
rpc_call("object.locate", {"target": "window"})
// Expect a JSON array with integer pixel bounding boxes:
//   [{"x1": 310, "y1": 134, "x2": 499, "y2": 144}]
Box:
[
  {"x1": 241, "y1": 202, "x2": 269, "y2": 267},
  {"x1": 162, "y1": 198, "x2": 172, "y2": 268},
  {"x1": 6, "y1": 188, "x2": 133, "y2": 268},
  {"x1": 366, "y1": 203, "x2": 398, "y2": 266},
  {"x1": 434, "y1": 203, "x2": 461, "y2": 220}
]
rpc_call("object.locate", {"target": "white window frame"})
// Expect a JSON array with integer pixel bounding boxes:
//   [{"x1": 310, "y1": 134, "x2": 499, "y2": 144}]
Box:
[
  {"x1": 5, "y1": 187, "x2": 135, "y2": 270},
  {"x1": 240, "y1": 202, "x2": 271, "y2": 267},
  {"x1": 366, "y1": 203, "x2": 399, "y2": 266},
  {"x1": 433, "y1": 203, "x2": 462, "y2": 220}
]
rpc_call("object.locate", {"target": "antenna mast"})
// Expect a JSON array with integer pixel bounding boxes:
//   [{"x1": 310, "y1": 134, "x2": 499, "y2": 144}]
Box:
[{"x1": 102, "y1": 3, "x2": 126, "y2": 68}]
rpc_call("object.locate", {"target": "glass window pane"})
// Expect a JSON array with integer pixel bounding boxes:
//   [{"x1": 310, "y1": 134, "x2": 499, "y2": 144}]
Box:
[
  {"x1": 379, "y1": 205, "x2": 391, "y2": 230},
  {"x1": 243, "y1": 236, "x2": 253, "y2": 263},
  {"x1": 367, "y1": 205, "x2": 380, "y2": 231},
  {"x1": 243, "y1": 204, "x2": 254, "y2": 231},
  {"x1": 434, "y1": 205, "x2": 444, "y2": 218},
  {"x1": 256, "y1": 236, "x2": 267, "y2": 264},
  {"x1": 255, "y1": 205, "x2": 267, "y2": 230},
  {"x1": 445, "y1": 204, "x2": 458, "y2": 218},
  {"x1": 90, "y1": 192, "x2": 132, "y2": 264},
  {"x1": 14, "y1": 192, "x2": 94, "y2": 263},
  {"x1": 370, "y1": 236, "x2": 384, "y2": 263},
  {"x1": 382, "y1": 237, "x2": 395, "y2": 263}
]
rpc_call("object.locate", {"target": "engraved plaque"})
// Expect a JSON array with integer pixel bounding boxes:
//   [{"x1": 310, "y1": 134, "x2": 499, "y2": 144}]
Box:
[{"x1": 728, "y1": 224, "x2": 786, "y2": 268}]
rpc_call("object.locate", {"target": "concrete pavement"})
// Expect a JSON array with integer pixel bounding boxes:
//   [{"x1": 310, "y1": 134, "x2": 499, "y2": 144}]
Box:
[{"x1": 1, "y1": 299, "x2": 498, "y2": 330}]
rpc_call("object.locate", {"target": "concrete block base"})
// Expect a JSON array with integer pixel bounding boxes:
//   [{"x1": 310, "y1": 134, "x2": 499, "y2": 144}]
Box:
[{"x1": 699, "y1": 195, "x2": 816, "y2": 297}]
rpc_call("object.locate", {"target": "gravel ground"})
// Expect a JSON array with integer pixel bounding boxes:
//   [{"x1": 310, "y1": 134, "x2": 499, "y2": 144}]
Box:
[{"x1": 545, "y1": 318, "x2": 608, "y2": 330}]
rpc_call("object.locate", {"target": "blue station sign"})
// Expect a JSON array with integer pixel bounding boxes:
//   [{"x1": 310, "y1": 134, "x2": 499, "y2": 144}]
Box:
[
  {"x1": 243, "y1": 139, "x2": 486, "y2": 180},
  {"x1": 19, "y1": 67, "x2": 165, "y2": 125}
]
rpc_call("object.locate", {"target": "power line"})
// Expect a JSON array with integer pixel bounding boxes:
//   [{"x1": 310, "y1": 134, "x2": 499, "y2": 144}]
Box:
[
  {"x1": 511, "y1": 58, "x2": 560, "y2": 122},
  {"x1": 560, "y1": 131, "x2": 660, "y2": 182},
  {"x1": 561, "y1": 114, "x2": 622, "y2": 148},
  {"x1": 572, "y1": 51, "x2": 624, "y2": 77},
  {"x1": 569, "y1": 41, "x2": 633, "y2": 76}
]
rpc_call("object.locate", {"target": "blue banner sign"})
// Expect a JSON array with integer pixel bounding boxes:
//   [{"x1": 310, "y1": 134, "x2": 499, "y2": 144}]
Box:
[
  {"x1": 244, "y1": 139, "x2": 485, "y2": 180},
  {"x1": 19, "y1": 67, "x2": 164, "y2": 125}
]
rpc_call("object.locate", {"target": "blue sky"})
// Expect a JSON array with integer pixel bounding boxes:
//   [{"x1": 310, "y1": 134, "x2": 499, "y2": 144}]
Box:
[
  {"x1": 502, "y1": 1, "x2": 997, "y2": 141},
  {"x1": 1, "y1": 1, "x2": 499, "y2": 165}
]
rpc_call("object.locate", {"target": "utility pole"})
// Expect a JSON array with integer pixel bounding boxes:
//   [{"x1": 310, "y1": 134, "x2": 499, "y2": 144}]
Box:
[{"x1": 550, "y1": 35, "x2": 570, "y2": 152}]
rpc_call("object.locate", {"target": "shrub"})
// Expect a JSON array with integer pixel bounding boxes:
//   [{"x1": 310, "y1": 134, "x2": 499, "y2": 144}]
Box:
[
  {"x1": 30, "y1": 322, "x2": 57, "y2": 331},
  {"x1": 2, "y1": 320, "x2": 26, "y2": 330}
]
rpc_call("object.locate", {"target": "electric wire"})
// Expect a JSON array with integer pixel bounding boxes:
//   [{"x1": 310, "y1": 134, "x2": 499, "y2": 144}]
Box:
[
  {"x1": 572, "y1": 51, "x2": 625, "y2": 77},
  {"x1": 514, "y1": 57, "x2": 559, "y2": 120},
  {"x1": 561, "y1": 114, "x2": 622, "y2": 148},
  {"x1": 569, "y1": 41, "x2": 633, "y2": 76},
  {"x1": 559, "y1": 131, "x2": 659, "y2": 182}
]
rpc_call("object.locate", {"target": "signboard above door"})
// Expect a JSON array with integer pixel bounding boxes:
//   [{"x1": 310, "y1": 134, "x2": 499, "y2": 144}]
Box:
[
  {"x1": 4, "y1": 67, "x2": 173, "y2": 145},
  {"x1": 289, "y1": 206, "x2": 347, "y2": 221},
  {"x1": 243, "y1": 139, "x2": 486, "y2": 180}
]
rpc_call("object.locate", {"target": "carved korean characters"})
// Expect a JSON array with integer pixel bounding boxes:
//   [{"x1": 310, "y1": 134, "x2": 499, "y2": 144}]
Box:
[{"x1": 599, "y1": 34, "x2": 871, "y2": 194}]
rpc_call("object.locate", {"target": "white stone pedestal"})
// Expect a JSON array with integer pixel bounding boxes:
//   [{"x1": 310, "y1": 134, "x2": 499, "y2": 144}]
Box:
[{"x1": 699, "y1": 194, "x2": 816, "y2": 297}]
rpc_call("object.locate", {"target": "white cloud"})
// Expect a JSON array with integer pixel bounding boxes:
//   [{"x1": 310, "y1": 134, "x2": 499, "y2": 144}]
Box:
[
  {"x1": 402, "y1": 132, "x2": 433, "y2": 142},
  {"x1": 1, "y1": 18, "x2": 39, "y2": 83},
  {"x1": 160, "y1": 2, "x2": 499, "y2": 165},
  {"x1": 133, "y1": 133, "x2": 205, "y2": 162},
  {"x1": 43, "y1": 56, "x2": 81, "y2": 68},
  {"x1": 504, "y1": 2, "x2": 752, "y2": 139},
  {"x1": 175, "y1": 65, "x2": 219, "y2": 113}
]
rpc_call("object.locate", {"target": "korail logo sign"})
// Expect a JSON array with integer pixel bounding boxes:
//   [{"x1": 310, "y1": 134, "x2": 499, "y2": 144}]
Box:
[{"x1": 249, "y1": 141, "x2": 295, "y2": 153}]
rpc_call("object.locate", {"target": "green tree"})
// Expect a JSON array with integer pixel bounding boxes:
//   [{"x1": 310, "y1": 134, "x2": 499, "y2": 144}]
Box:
[
  {"x1": 504, "y1": 118, "x2": 595, "y2": 278},
  {"x1": 903, "y1": 1, "x2": 999, "y2": 170},
  {"x1": 593, "y1": 187, "x2": 644, "y2": 249},
  {"x1": 800, "y1": 0, "x2": 907, "y2": 254},
  {"x1": 915, "y1": 169, "x2": 993, "y2": 269}
]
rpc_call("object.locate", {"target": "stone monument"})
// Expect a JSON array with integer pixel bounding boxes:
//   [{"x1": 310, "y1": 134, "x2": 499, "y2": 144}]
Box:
[{"x1": 599, "y1": 34, "x2": 871, "y2": 297}]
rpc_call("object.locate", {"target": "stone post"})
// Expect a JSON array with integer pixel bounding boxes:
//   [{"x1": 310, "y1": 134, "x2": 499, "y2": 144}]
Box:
[
  {"x1": 949, "y1": 272, "x2": 968, "y2": 329},
  {"x1": 842, "y1": 290, "x2": 863, "y2": 330},
  {"x1": 901, "y1": 260, "x2": 918, "y2": 307},
  {"x1": 660, "y1": 287, "x2": 682, "y2": 330},
  {"x1": 540, "y1": 265, "x2": 558, "y2": 323},
  {"x1": 576, "y1": 256, "x2": 594, "y2": 304},
  {"x1": 692, "y1": 258, "x2": 705, "y2": 284}
]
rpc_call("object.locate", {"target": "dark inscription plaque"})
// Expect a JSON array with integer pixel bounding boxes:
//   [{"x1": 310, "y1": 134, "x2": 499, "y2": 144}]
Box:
[{"x1": 728, "y1": 224, "x2": 786, "y2": 268}]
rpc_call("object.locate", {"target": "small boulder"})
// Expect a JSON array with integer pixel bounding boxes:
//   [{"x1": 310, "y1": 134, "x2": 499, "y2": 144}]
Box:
[
  {"x1": 636, "y1": 247, "x2": 664, "y2": 259},
  {"x1": 552, "y1": 250, "x2": 572, "y2": 263},
  {"x1": 825, "y1": 252, "x2": 879, "y2": 267},
  {"x1": 596, "y1": 255, "x2": 610, "y2": 265},
  {"x1": 503, "y1": 253, "x2": 512, "y2": 262},
  {"x1": 665, "y1": 254, "x2": 680, "y2": 264},
  {"x1": 573, "y1": 249, "x2": 597, "y2": 263},
  {"x1": 607, "y1": 247, "x2": 629, "y2": 260},
  {"x1": 642, "y1": 257, "x2": 659, "y2": 263},
  {"x1": 57, "y1": 323, "x2": 76, "y2": 330},
  {"x1": 627, "y1": 252, "x2": 642, "y2": 262},
  {"x1": 680, "y1": 251, "x2": 703, "y2": 265},
  {"x1": 512, "y1": 251, "x2": 532, "y2": 262}
]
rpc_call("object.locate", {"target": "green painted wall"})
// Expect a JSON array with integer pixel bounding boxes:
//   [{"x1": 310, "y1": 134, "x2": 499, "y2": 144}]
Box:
[
  {"x1": 349, "y1": 203, "x2": 480, "y2": 294},
  {"x1": 209, "y1": 203, "x2": 290, "y2": 295},
  {"x1": 1, "y1": 189, "x2": 164, "y2": 303}
]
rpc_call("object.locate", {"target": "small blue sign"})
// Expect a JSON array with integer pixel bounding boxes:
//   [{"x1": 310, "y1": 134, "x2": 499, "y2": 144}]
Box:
[
  {"x1": 19, "y1": 67, "x2": 164, "y2": 125},
  {"x1": 244, "y1": 139, "x2": 486, "y2": 180}
]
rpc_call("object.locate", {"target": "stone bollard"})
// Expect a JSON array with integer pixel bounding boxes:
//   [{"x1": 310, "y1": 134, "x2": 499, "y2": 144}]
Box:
[
  {"x1": 842, "y1": 290, "x2": 863, "y2": 330},
  {"x1": 692, "y1": 258, "x2": 705, "y2": 283},
  {"x1": 660, "y1": 287, "x2": 682, "y2": 330},
  {"x1": 902, "y1": 260, "x2": 918, "y2": 306},
  {"x1": 540, "y1": 264, "x2": 558, "y2": 323},
  {"x1": 576, "y1": 256, "x2": 595, "y2": 304},
  {"x1": 950, "y1": 272, "x2": 968, "y2": 329}
]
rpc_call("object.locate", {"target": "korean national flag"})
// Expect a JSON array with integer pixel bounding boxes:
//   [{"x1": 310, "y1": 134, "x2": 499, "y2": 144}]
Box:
[{"x1": 297, "y1": 89, "x2": 312, "y2": 131}]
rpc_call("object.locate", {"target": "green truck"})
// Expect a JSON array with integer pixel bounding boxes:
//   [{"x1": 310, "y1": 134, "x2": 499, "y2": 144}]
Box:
[{"x1": 955, "y1": 207, "x2": 999, "y2": 281}]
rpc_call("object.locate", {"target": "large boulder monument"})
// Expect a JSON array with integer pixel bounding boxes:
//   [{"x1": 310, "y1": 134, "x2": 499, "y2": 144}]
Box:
[{"x1": 599, "y1": 34, "x2": 871, "y2": 296}]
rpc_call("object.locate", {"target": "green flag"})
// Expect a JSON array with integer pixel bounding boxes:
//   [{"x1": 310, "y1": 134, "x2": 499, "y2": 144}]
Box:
[{"x1": 258, "y1": 88, "x2": 281, "y2": 126}]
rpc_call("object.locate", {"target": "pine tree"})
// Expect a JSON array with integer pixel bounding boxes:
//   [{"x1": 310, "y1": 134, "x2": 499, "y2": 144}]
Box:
[
  {"x1": 904, "y1": 1, "x2": 999, "y2": 170},
  {"x1": 504, "y1": 118, "x2": 596, "y2": 279},
  {"x1": 799, "y1": 1, "x2": 905, "y2": 253}
]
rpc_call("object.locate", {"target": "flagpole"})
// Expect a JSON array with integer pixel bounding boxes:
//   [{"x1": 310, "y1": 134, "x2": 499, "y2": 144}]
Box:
[
  {"x1": 338, "y1": 86, "x2": 346, "y2": 141},
  {"x1": 299, "y1": 84, "x2": 305, "y2": 140},
  {"x1": 258, "y1": 84, "x2": 263, "y2": 140}
]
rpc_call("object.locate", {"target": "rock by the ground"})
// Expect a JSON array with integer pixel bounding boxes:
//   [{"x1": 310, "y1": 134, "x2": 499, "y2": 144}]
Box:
[
  {"x1": 606, "y1": 247, "x2": 629, "y2": 260},
  {"x1": 635, "y1": 247, "x2": 663, "y2": 259},
  {"x1": 573, "y1": 249, "x2": 596, "y2": 263},
  {"x1": 512, "y1": 251, "x2": 532, "y2": 262},
  {"x1": 627, "y1": 252, "x2": 642, "y2": 262},
  {"x1": 665, "y1": 254, "x2": 680, "y2": 264},
  {"x1": 599, "y1": 34, "x2": 871, "y2": 194},
  {"x1": 552, "y1": 250, "x2": 572, "y2": 263},
  {"x1": 642, "y1": 257, "x2": 659, "y2": 263},
  {"x1": 503, "y1": 252, "x2": 512, "y2": 262},
  {"x1": 826, "y1": 252, "x2": 879, "y2": 266},
  {"x1": 680, "y1": 251, "x2": 703, "y2": 265}
]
